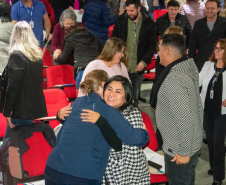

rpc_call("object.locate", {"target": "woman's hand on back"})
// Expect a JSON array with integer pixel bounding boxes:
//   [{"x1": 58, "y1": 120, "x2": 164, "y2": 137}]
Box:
[
  {"x1": 81, "y1": 109, "x2": 100, "y2": 123},
  {"x1": 58, "y1": 103, "x2": 72, "y2": 120}
]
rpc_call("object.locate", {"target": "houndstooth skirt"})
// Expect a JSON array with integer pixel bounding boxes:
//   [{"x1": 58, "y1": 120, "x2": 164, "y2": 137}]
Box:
[{"x1": 102, "y1": 105, "x2": 150, "y2": 185}]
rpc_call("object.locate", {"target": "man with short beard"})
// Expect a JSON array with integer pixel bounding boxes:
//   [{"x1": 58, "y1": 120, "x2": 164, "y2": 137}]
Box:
[
  {"x1": 112, "y1": 0, "x2": 157, "y2": 106},
  {"x1": 189, "y1": 0, "x2": 226, "y2": 72}
]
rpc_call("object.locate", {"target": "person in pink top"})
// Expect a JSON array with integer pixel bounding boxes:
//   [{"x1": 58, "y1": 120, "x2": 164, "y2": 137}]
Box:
[
  {"x1": 51, "y1": 9, "x2": 77, "y2": 61},
  {"x1": 180, "y1": 0, "x2": 206, "y2": 28},
  {"x1": 78, "y1": 37, "x2": 131, "y2": 97}
]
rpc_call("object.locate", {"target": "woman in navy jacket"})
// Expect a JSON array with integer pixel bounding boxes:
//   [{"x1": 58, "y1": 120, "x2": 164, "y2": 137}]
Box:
[{"x1": 45, "y1": 70, "x2": 149, "y2": 185}]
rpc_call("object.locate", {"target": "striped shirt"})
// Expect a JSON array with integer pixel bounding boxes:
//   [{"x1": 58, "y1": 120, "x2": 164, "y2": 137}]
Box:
[{"x1": 180, "y1": 1, "x2": 206, "y2": 28}]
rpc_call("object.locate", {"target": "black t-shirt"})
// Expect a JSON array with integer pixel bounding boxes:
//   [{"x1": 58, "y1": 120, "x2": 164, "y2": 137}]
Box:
[{"x1": 205, "y1": 67, "x2": 225, "y2": 115}]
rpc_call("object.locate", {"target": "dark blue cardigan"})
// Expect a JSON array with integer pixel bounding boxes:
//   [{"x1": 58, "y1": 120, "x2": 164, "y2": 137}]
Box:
[
  {"x1": 82, "y1": 0, "x2": 117, "y2": 44},
  {"x1": 46, "y1": 93, "x2": 149, "y2": 180}
]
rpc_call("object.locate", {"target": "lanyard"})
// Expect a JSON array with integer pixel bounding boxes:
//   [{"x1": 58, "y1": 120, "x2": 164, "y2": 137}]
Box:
[
  {"x1": 21, "y1": 1, "x2": 33, "y2": 20},
  {"x1": 211, "y1": 67, "x2": 224, "y2": 90}
]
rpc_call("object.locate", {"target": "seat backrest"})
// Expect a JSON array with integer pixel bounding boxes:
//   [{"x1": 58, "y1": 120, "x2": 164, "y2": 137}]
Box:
[
  {"x1": 43, "y1": 88, "x2": 69, "y2": 117},
  {"x1": 47, "y1": 65, "x2": 75, "y2": 88},
  {"x1": 40, "y1": 48, "x2": 53, "y2": 67},
  {"x1": 47, "y1": 65, "x2": 76, "y2": 99},
  {"x1": 145, "y1": 59, "x2": 156, "y2": 71},
  {"x1": 0, "y1": 113, "x2": 7, "y2": 138},
  {"x1": 153, "y1": 9, "x2": 167, "y2": 21},
  {"x1": 22, "y1": 132, "x2": 53, "y2": 177},
  {"x1": 141, "y1": 112, "x2": 158, "y2": 152},
  {"x1": 9, "y1": 132, "x2": 53, "y2": 178}
]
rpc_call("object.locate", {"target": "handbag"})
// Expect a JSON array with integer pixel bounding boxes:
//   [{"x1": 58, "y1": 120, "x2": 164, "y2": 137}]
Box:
[{"x1": 0, "y1": 65, "x2": 8, "y2": 113}]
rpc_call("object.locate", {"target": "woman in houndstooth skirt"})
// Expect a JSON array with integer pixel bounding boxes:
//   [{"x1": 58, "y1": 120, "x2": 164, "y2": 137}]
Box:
[
  {"x1": 100, "y1": 76, "x2": 150, "y2": 185},
  {"x1": 102, "y1": 104, "x2": 150, "y2": 185},
  {"x1": 77, "y1": 75, "x2": 150, "y2": 184}
]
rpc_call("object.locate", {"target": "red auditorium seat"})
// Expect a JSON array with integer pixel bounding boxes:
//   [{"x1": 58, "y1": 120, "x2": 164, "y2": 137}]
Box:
[
  {"x1": 153, "y1": 9, "x2": 167, "y2": 21},
  {"x1": 40, "y1": 47, "x2": 53, "y2": 89},
  {"x1": 46, "y1": 65, "x2": 76, "y2": 101},
  {"x1": 143, "y1": 58, "x2": 156, "y2": 81},
  {"x1": 0, "y1": 113, "x2": 7, "y2": 138},
  {"x1": 43, "y1": 88, "x2": 69, "y2": 129},
  {"x1": 139, "y1": 56, "x2": 156, "y2": 103},
  {"x1": 4, "y1": 132, "x2": 53, "y2": 185},
  {"x1": 141, "y1": 112, "x2": 168, "y2": 184}
]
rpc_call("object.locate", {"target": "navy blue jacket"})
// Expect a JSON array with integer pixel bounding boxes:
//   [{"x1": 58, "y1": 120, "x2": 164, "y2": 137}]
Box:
[
  {"x1": 82, "y1": 0, "x2": 117, "y2": 44},
  {"x1": 46, "y1": 93, "x2": 149, "y2": 180}
]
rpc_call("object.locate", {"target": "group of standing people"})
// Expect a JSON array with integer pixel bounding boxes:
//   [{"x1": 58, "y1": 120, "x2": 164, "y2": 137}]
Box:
[{"x1": 2, "y1": 0, "x2": 226, "y2": 184}]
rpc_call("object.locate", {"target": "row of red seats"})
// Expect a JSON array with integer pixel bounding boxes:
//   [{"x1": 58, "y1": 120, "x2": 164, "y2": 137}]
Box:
[{"x1": 2, "y1": 111, "x2": 167, "y2": 184}]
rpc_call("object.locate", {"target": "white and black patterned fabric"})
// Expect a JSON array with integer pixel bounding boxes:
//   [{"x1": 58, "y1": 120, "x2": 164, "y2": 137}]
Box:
[
  {"x1": 156, "y1": 59, "x2": 203, "y2": 158},
  {"x1": 102, "y1": 105, "x2": 150, "y2": 185}
]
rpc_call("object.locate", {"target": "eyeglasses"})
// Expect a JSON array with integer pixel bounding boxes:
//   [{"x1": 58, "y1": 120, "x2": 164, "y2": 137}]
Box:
[
  {"x1": 121, "y1": 50, "x2": 124, "y2": 54},
  {"x1": 214, "y1": 46, "x2": 224, "y2": 52}
]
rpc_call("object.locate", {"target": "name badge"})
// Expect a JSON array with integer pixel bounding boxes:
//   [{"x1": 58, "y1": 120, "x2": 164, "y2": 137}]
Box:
[
  {"x1": 210, "y1": 90, "x2": 214, "y2": 99},
  {"x1": 29, "y1": 21, "x2": 34, "y2": 28}
]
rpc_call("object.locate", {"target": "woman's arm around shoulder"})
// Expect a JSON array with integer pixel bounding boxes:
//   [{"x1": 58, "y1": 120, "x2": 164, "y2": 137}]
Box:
[{"x1": 106, "y1": 107, "x2": 149, "y2": 148}]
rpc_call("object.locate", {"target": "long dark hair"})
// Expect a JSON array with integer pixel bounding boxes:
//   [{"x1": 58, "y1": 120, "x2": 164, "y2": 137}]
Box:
[
  {"x1": 103, "y1": 75, "x2": 134, "y2": 111},
  {"x1": 0, "y1": 0, "x2": 12, "y2": 23}
]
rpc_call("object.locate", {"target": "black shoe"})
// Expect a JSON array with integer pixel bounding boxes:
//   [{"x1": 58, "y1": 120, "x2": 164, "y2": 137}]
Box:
[
  {"x1": 212, "y1": 180, "x2": 222, "y2": 185},
  {"x1": 208, "y1": 169, "x2": 213, "y2": 175}
]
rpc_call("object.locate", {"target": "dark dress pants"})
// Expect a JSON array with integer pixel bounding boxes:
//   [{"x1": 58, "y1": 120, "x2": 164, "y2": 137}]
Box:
[
  {"x1": 165, "y1": 151, "x2": 200, "y2": 185},
  {"x1": 203, "y1": 111, "x2": 226, "y2": 181},
  {"x1": 45, "y1": 165, "x2": 101, "y2": 185},
  {"x1": 129, "y1": 73, "x2": 143, "y2": 107}
]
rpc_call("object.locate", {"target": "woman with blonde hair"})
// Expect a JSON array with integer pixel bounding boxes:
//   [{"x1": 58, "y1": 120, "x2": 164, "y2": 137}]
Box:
[
  {"x1": 78, "y1": 37, "x2": 130, "y2": 97},
  {"x1": 1, "y1": 21, "x2": 47, "y2": 139},
  {"x1": 199, "y1": 38, "x2": 226, "y2": 185}
]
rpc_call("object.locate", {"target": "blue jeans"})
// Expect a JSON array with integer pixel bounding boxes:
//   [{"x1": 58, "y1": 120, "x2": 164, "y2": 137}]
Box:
[
  {"x1": 165, "y1": 151, "x2": 200, "y2": 185},
  {"x1": 129, "y1": 73, "x2": 143, "y2": 107},
  {"x1": 45, "y1": 165, "x2": 101, "y2": 185},
  {"x1": 76, "y1": 69, "x2": 84, "y2": 91},
  {"x1": 3, "y1": 119, "x2": 33, "y2": 142},
  {"x1": 149, "y1": 13, "x2": 153, "y2": 19}
]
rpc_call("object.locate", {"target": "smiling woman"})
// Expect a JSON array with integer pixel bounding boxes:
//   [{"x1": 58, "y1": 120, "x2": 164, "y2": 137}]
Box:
[
  {"x1": 78, "y1": 37, "x2": 131, "y2": 97},
  {"x1": 199, "y1": 38, "x2": 226, "y2": 185}
]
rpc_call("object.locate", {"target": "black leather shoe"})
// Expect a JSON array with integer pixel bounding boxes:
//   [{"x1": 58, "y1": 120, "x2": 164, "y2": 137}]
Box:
[
  {"x1": 212, "y1": 180, "x2": 222, "y2": 185},
  {"x1": 208, "y1": 169, "x2": 213, "y2": 175}
]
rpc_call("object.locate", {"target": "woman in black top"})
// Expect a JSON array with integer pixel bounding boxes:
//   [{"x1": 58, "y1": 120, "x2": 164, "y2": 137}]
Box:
[
  {"x1": 2, "y1": 21, "x2": 47, "y2": 139},
  {"x1": 55, "y1": 25, "x2": 103, "y2": 91},
  {"x1": 199, "y1": 39, "x2": 226, "y2": 185}
]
